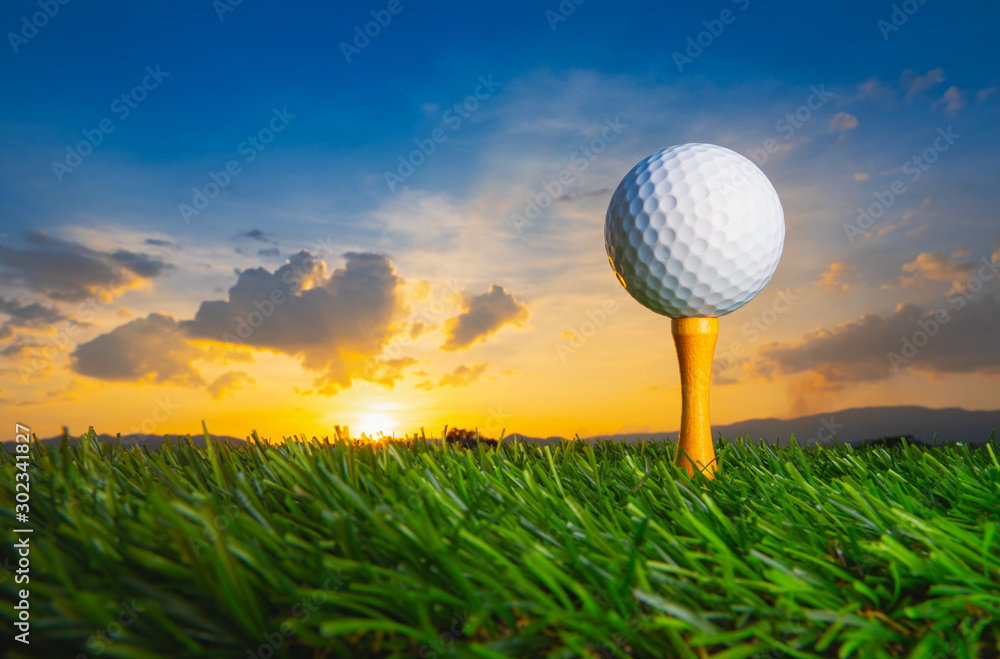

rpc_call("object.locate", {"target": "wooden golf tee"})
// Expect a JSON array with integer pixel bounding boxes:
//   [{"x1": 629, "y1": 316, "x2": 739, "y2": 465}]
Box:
[{"x1": 672, "y1": 317, "x2": 719, "y2": 480}]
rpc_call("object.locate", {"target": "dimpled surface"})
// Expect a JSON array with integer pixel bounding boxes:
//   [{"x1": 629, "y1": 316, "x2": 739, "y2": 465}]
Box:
[{"x1": 605, "y1": 143, "x2": 784, "y2": 318}]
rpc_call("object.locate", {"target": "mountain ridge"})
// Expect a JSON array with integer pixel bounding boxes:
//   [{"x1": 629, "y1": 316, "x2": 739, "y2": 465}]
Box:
[{"x1": 6, "y1": 405, "x2": 997, "y2": 452}]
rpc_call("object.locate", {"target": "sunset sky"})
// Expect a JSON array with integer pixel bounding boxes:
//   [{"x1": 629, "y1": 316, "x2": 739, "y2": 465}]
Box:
[{"x1": 2, "y1": 1, "x2": 999, "y2": 441}]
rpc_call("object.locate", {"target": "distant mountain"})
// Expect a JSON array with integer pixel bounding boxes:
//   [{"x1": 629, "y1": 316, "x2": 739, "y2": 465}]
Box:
[
  {"x1": 6, "y1": 406, "x2": 997, "y2": 452},
  {"x1": 522, "y1": 405, "x2": 999, "y2": 448}
]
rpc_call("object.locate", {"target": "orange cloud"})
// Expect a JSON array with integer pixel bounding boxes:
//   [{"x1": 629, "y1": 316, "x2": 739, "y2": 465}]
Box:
[
  {"x1": 438, "y1": 363, "x2": 489, "y2": 388},
  {"x1": 829, "y1": 112, "x2": 859, "y2": 131},
  {"x1": 207, "y1": 370, "x2": 256, "y2": 400},
  {"x1": 899, "y1": 251, "x2": 976, "y2": 288},
  {"x1": 816, "y1": 262, "x2": 852, "y2": 292},
  {"x1": 441, "y1": 285, "x2": 529, "y2": 351}
]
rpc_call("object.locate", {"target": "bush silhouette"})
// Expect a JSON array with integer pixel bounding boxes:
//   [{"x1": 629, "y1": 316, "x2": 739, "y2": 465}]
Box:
[{"x1": 445, "y1": 427, "x2": 498, "y2": 449}]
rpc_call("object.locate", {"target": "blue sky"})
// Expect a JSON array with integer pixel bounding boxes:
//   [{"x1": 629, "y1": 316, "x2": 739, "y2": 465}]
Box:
[{"x1": 2, "y1": 0, "x2": 999, "y2": 439}]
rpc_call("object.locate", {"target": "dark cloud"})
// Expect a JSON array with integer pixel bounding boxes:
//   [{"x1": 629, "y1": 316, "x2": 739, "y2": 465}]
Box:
[
  {"x1": 555, "y1": 187, "x2": 612, "y2": 203},
  {"x1": 181, "y1": 251, "x2": 406, "y2": 394},
  {"x1": 258, "y1": 247, "x2": 280, "y2": 257},
  {"x1": 441, "y1": 285, "x2": 528, "y2": 351},
  {"x1": 0, "y1": 297, "x2": 71, "y2": 339},
  {"x1": 144, "y1": 238, "x2": 176, "y2": 248},
  {"x1": 235, "y1": 229, "x2": 274, "y2": 243},
  {"x1": 751, "y1": 293, "x2": 1000, "y2": 389},
  {"x1": 0, "y1": 230, "x2": 170, "y2": 302},
  {"x1": 1, "y1": 340, "x2": 45, "y2": 358},
  {"x1": 71, "y1": 313, "x2": 206, "y2": 386}
]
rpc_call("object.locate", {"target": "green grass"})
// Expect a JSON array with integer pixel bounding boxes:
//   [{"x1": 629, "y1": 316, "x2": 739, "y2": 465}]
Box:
[{"x1": 2, "y1": 429, "x2": 999, "y2": 658}]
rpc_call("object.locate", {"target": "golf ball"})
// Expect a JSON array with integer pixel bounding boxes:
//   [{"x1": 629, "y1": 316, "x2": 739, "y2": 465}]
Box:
[{"x1": 605, "y1": 143, "x2": 784, "y2": 317}]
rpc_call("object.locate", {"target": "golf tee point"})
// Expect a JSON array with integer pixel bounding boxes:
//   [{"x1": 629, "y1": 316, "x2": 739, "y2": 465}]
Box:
[{"x1": 671, "y1": 317, "x2": 719, "y2": 480}]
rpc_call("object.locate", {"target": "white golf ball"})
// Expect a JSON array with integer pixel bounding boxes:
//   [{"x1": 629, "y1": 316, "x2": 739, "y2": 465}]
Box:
[{"x1": 605, "y1": 143, "x2": 784, "y2": 318}]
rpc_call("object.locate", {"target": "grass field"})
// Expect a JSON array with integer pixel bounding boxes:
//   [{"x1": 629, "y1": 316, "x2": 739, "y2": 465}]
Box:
[{"x1": 2, "y1": 429, "x2": 999, "y2": 658}]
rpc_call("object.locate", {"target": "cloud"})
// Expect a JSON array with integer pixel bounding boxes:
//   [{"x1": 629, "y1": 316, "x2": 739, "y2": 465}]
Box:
[
  {"x1": 898, "y1": 251, "x2": 976, "y2": 290},
  {"x1": 933, "y1": 86, "x2": 966, "y2": 115},
  {"x1": 441, "y1": 285, "x2": 529, "y2": 351},
  {"x1": 857, "y1": 68, "x2": 947, "y2": 107},
  {"x1": 181, "y1": 251, "x2": 407, "y2": 394},
  {"x1": 816, "y1": 262, "x2": 852, "y2": 292},
  {"x1": 144, "y1": 238, "x2": 176, "y2": 248},
  {"x1": 207, "y1": 370, "x2": 256, "y2": 400},
  {"x1": 902, "y1": 67, "x2": 946, "y2": 103},
  {"x1": 234, "y1": 229, "x2": 274, "y2": 243},
  {"x1": 258, "y1": 247, "x2": 280, "y2": 257},
  {"x1": 856, "y1": 77, "x2": 897, "y2": 106},
  {"x1": 70, "y1": 313, "x2": 207, "y2": 387},
  {"x1": 853, "y1": 173, "x2": 869, "y2": 181},
  {"x1": 364, "y1": 356, "x2": 418, "y2": 387},
  {"x1": 829, "y1": 112, "x2": 859, "y2": 131},
  {"x1": 993, "y1": 235, "x2": 1000, "y2": 263},
  {"x1": 555, "y1": 187, "x2": 613, "y2": 203},
  {"x1": 1, "y1": 339, "x2": 46, "y2": 359},
  {"x1": 977, "y1": 87, "x2": 999, "y2": 103},
  {"x1": 0, "y1": 297, "x2": 73, "y2": 339},
  {"x1": 408, "y1": 321, "x2": 428, "y2": 338},
  {"x1": 438, "y1": 363, "x2": 488, "y2": 388},
  {"x1": 751, "y1": 295, "x2": 1000, "y2": 388},
  {"x1": 0, "y1": 230, "x2": 170, "y2": 302},
  {"x1": 69, "y1": 251, "x2": 409, "y2": 395}
]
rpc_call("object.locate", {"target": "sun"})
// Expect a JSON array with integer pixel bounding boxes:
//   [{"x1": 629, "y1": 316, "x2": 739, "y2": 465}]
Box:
[{"x1": 354, "y1": 411, "x2": 397, "y2": 438}]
